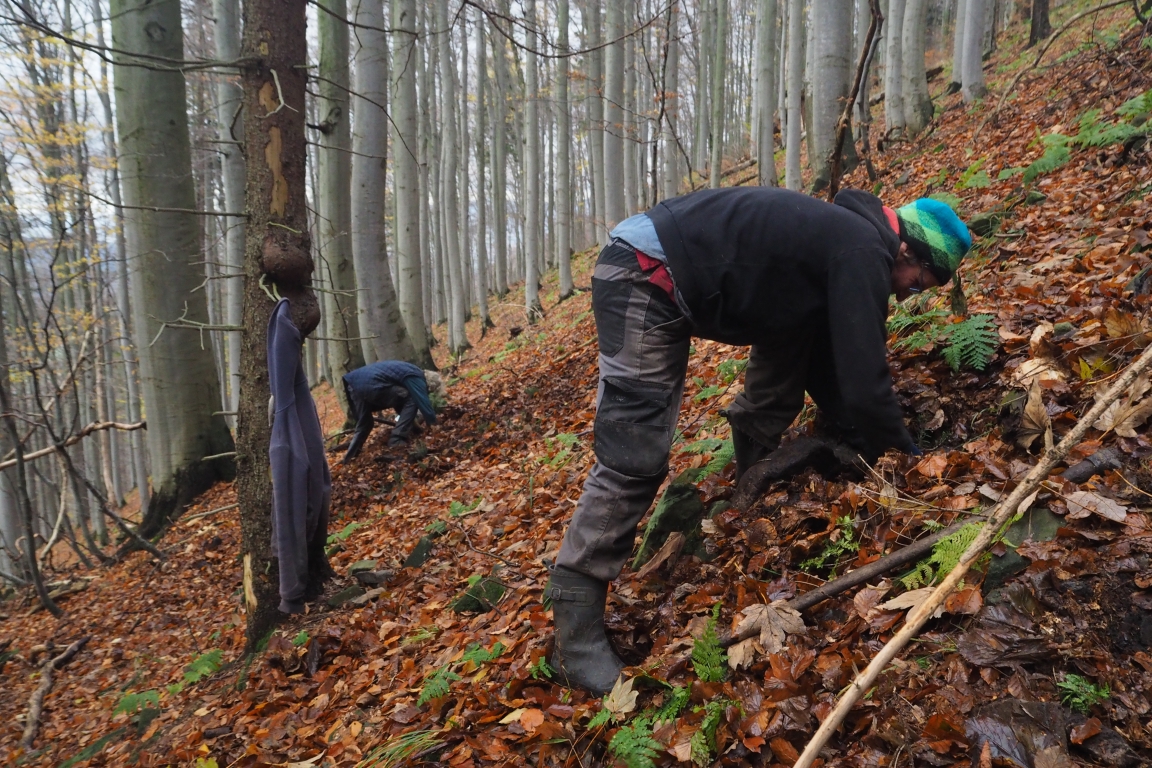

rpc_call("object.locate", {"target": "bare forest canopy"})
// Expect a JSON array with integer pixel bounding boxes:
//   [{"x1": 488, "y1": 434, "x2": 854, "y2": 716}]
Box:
[{"x1": 0, "y1": 0, "x2": 1151, "y2": 764}]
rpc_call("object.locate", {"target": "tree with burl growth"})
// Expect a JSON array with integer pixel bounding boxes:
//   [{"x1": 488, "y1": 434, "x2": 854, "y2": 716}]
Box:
[{"x1": 235, "y1": 0, "x2": 320, "y2": 649}]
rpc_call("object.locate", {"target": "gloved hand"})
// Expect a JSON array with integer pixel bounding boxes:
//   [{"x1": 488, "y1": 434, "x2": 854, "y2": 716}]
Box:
[{"x1": 907, "y1": 443, "x2": 924, "y2": 457}]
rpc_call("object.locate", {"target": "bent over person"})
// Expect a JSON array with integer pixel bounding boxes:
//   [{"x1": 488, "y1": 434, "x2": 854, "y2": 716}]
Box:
[
  {"x1": 546, "y1": 187, "x2": 972, "y2": 694},
  {"x1": 341, "y1": 361, "x2": 441, "y2": 463}
]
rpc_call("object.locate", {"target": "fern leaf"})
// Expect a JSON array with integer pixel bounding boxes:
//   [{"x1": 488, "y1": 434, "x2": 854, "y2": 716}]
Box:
[
  {"x1": 942, "y1": 314, "x2": 998, "y2": 371},
  {"x1": 586, "y1": 707, "x2": 614, "y2": 729},
  {"x1": 691, "y1": 604, "x2": 728, "y2": 682},
  {"x1": 689, "y1": 699, "x2": 735, "y2": 767},
  {"x1": 417, "y1": 665, "x2": 460, "y2": 706},
  {"x1": 1022, "y1": 134, "x2": 1071, "y2": 184},
  {"x1": 183, "y1": 650, "x2": 224, "y2": 684},
  {"x1": 608, "y1": 723, "x2": 662, "y2": 768}
]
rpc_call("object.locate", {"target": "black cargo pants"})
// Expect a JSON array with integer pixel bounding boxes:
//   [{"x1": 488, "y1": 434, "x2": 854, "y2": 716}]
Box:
[{"x1": 556, "y1": 243, "x2": 859, "y2": 582}]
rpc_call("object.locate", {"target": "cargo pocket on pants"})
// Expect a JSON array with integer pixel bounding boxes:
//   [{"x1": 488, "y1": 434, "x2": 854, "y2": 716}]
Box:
[
  {"x1": 591, "y1": 278, "x2": 632, "y2": 358},
  {"x1": 594, "y1": 376, "x2": 674, "y2": 477}
]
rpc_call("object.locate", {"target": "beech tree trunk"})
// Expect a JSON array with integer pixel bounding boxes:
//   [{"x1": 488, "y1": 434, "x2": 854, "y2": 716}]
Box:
[
  {"x1": 901, "y1": 0, "x2": 933, "y2": 133},
  {"x1": 109, "y1": 0, "x2": 234, "y2": 539},
  {"x1": 351, "y1": 0, "x2": 415, "y2": 363},
  {"x1": 557, "y1": 0, "x2": 574, "y2": 298},
  {"x1": 602, "y1": 0, "x2": 626, "y2": 229},
  {"x1": 784, "y1": 0, "x2": 805, "y2": 189},
  {"x1": 391, "y1": 0, "x2": 433, "y2": 365},
  {"x1": 524, "y1": 0, "x2": 544, "y2": 320},
  {"x1": 960, "y1": 0, "x2": 988, "y2": 101},
  {"x1": 317, "y1": 0, "x2": 365, "y2": 414},
  {"x1": 474, "y1": 14, "x2": 492, "y2": 325},
  {"x1": 662, "y1": 1, "x2": 682, "y2": 200},
  {"x1": 437, "y1": 0, "x2": 469, "y2": 352},
  {"x1": 950, "y1": 0, "x2": 968, "y2": 88},
  {"x1": 884, "y1": 0, "x2": 907, "y2": 134},
  {"x1": 214, "y1": 0, "x2": 245, "y2": 423},
  {"x1": 492, "y1": 1, "x2": 511, "y2": 294},
  {"x1": 810, "y1": 0, "x2": 854, "y2": 189},
  {"x1": 709, "y1": 0, "x2": 728, "y2": 188},
  {"x1": 757, "y1": 0, "x2": 780, "y2": 186}
]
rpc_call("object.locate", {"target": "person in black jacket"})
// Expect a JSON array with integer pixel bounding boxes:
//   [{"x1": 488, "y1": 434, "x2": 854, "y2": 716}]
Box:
[
  {"x1": 341, "y1": 361, "x2": 442, "y2": 463},
  {"x1": 545, "y1": 188, "x2": 972, "y2": 694}
]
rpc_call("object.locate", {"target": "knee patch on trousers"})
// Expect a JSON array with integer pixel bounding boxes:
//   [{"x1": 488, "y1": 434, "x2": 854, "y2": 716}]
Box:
[{"x1": 594, "y1": 376, "x2": 673, "y2": 477}]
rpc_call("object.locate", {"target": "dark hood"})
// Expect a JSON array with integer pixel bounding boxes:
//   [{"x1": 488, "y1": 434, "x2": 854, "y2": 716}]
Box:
[{"x1": 833, "y1": 189, "x2": 901, "y2": 266}]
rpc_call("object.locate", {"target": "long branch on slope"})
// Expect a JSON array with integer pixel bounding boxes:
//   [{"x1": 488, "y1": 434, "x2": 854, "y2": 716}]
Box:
[
  {"x1": 20, "y1": 636, "x2": 91, "y2": 749},
  {"x1": 793, "y1": 340, "x2": 1152, "y2": 768}
]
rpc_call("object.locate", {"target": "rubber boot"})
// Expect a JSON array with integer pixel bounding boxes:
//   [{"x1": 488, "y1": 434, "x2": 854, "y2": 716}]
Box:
[
  {"x1": 546, "y1": 565, "x2": 625, "y2": 696},
  {"x1": 731, "y1": 426, "x2": 774, "y2": 484}
]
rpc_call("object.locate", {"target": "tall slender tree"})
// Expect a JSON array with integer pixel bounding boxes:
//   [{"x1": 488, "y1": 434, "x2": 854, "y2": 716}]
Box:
[
  {"x1": 391, "y1": 0, "x2": 433, "y2": 365},
  {"x1": 524, "y1": 0, "x2": 544, "y2": 320},
  {"x1": 756, "y1": 0, "x2": 780, "y2": 186},
  {"x1": 662, "y1": 1, "x2": 682, "y2": 200},
  {"x1": 317, "y1": 0, "x2": 365, "y2": 417},
  {"x1": 351, "y1": 0, "x2": 415, "y2": 363},
  {"x1": 901, "y1": 0, "x2": 932, "y2": 133},
  {"x1": 709, "y1": 0, "x2": 729, "y2": 188},
  {"x1": 436, "y1": 0, "x2": 469, "y2": 352},
  {"x1": 603, "y1": 0, "x2": 626, "y2": 228},
  {"x1": 960, "y1": 0, "x2": 987, "y2": 101},
  {"x1": 784, "y1": 0, "x2": 804, "y2": 189},
  {"x1": 214, "y1": 0, "x2": 245, "y2": 423},
  {"x1": 557, "y1": 0, "x2": 575, "y2": 299},
  {"x1": 883, "y1": 0, "x2": 907, "y2": 135},
  {"x1": 109, "y1": 0, "x2": 234, "y2": 538},
  {"x1": 491, "y1": 2, "x2": 512, "y2": 294}
]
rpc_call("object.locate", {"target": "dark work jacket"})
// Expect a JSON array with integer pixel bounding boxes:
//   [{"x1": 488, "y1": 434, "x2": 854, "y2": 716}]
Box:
[
  {"x1": 268, "y1": 299, "x2": 332, "y2": 614},
  {"x1": 646, "y1": 187, "x2": 915, "y2": 455}
]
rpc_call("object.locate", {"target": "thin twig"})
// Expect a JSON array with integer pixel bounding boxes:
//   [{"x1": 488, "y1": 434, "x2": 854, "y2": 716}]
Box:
[{"x1": 21, "y1": 636, "x2": 90, "y2": 749}]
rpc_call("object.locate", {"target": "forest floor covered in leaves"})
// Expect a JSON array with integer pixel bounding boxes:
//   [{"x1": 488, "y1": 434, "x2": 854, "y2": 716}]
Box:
[{"x1": 2, "y1": 10, "x2": 1152, "y2": 768}]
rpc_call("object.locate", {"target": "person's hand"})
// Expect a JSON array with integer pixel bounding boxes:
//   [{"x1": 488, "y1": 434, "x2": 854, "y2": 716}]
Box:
[{"x1": 907, "y1": 443, "x2": 923, "y2": 457}]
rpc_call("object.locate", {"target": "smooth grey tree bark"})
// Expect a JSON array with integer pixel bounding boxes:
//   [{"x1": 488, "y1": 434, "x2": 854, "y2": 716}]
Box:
[
  {"x1": 756, "y1": 0, "x2": 780, "y2": 185},
  {"x1": 109, "y1": 0, "x2": 234, "y2": 537},
  {"x1": 708, "y1": 0, "x2": 728, "y2": 188},
  {"x1": 557, "y1": 0, "x2": 574, "y2": 298},
  {"x1": 458, "y1": 17, "x2": 472, "y2": 318},
  {"x1": 91, "y1": 0, "x2": 149, "y2": 513},
  {"x1": 960, "y1": 0, "x2": 987, "y2": 101},
  {"x1": 602, "y1": 0, "x2": 626, "y2": 229},
  {"x1": 784, "y1": 0, "x2": 805, "y2": 189},
  {"x1": 810, "y1": 0, "x2": 854, "y2": 188},
  {"x1": 436, "y1": 0, "x2": 469, "y2": 352},
  {"x1": 950, "y1": 0, "x2": 967, "y2": 89},
  {"x1": 213, "y1": 0, "x2": 244, "y2": 424},
  {"x1": 694, "y1": 0, "x2": 712, "y2": 178},
  {"x1": 901, "y1": 0, "x2": 933, "y2": 133},
  {"x1": 662, "y1": 1, "x2": 682, "y2": 200},
  {"x1": 884, "y1": 0, "x2": 907, "y2": 134},
  {"x1": 390, "y1": 0, "x2": 433, "y2": 366},
  {"x1": 524, "y1": 0, "x2": 543, "y2": 320},
  {"x1": 474, "y1": 13, "x2": 492, "y2": 326},
  {"x1": 492, "y1": 2, "x2": 511, "y2": 294},
  {"x1": 351, "y1": 0, "x2": 414, "y2": 363},
  {"x1": 318, "y1": 0, "x2": 366, "y2": 419}
]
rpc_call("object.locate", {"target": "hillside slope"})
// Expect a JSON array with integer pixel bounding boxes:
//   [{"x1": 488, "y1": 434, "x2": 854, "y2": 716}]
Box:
[{"x1": 1, "y1": 12, "x2": 1151, "y2": 767}]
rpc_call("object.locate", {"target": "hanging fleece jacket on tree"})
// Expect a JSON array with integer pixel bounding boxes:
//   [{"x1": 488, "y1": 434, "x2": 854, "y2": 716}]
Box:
[{"x1": 268, "y1": 299, "x2": 332, "y2": 614}]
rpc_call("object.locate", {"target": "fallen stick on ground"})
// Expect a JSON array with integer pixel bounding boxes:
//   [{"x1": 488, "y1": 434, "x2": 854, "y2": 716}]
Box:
[
  {"x1": 793, "y1": 342, "x2": 1152, "y2": 768},
  {"x1": 21, "y1": 635, "x2": 91, "y2": 750},
  {"x1": 721, "y1": 518, "x2": 974, "y2": 647}
]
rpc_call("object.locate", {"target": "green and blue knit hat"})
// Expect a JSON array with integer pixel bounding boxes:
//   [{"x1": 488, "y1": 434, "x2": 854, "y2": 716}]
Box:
[{"x1": 895, "y1": 198, "x2": 972, "y2": 285}]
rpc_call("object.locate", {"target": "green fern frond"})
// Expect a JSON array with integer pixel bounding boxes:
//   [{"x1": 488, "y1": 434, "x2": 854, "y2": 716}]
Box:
[
  {"x1": 608, "y1": 722, "x2": 662, "y2": 768},
  {"x1": 716, "y1": 358, "x2": 748, "y2": 384},
  {"x1": 689, "y1": 699, "x2": 737, "y2": 767},
  {"x1": 184, "y1": 650, "x2": 224, "y2": 684},
  {"x1": 692, "y1": 603, "x2": 727, "y2": 683},
  {"x1": 899, "y1": 522, "x2": 982, "y2": 589},
  {"x1": 1022, "y1": 134, "x2": 1071, "y2": 184},
  {"x1": 1116, "y1": 89, "x2": 1152, "y2": 119},
  {"x1": 417, "y1": 665, "x2": 460, "y2": 706},
  {"x1": 680, "y1": 437, "x2": 726, "y2": 455},
  {"x1": 648, "y1": 686, "x2": 691, "y2": 726},
  {"x1": 114, "y1": 690, "x2": 160, "y2": 716},
  {"x1": 460, "y1": 642, "x2": 504, "y2": 666},
  {"x1": 586, "y1": 706, "x2": 614, "y2": 729},
  {"x1": 702, "y1": 439, "x2": 734, "y2": 478},
  {"x1": 942, "y1": 314, "x2": 998, "y2": 371}
]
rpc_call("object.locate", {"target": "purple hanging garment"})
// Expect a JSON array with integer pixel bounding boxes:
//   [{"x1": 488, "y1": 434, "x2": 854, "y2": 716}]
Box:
[{"x1": 267, "y1": 298, "x2": 332, "y2": 613}]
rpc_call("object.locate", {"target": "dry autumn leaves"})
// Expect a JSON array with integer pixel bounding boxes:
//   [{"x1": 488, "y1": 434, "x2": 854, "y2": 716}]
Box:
[{"x1": 2, "y1": 11, "x2": 1152, "y2": 768}]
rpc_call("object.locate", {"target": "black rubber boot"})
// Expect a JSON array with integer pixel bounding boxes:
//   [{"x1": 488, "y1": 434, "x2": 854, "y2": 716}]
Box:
[
  {"x1": 731, "y1": 426, "x2": 774, "y2": 484},
  {"x1": 546, "y1": 565, "x2": 625, "y2": 696}
]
